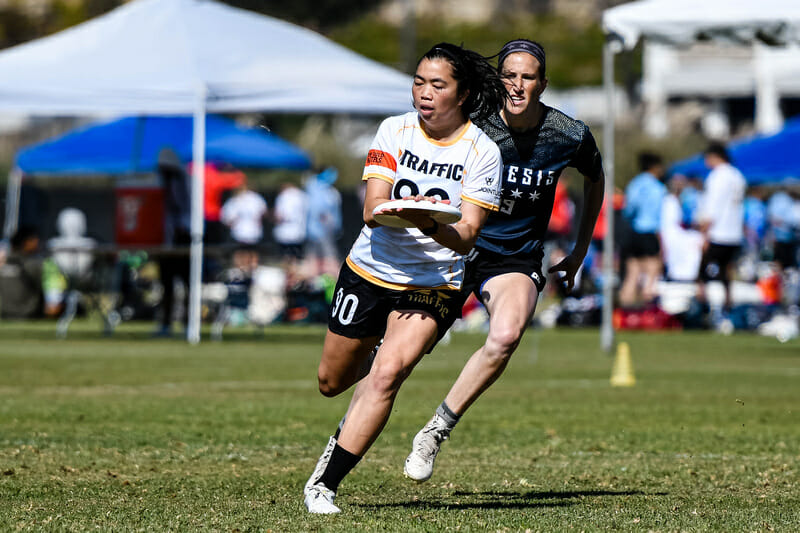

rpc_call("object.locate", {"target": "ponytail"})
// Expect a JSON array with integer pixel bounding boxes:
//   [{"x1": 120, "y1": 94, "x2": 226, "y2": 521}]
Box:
[{"x1": 420, "y1": 43, "x2": 507, "y2": 121}]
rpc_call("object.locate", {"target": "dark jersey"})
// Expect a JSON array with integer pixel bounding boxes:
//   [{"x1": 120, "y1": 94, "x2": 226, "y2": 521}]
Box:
[{"x1": 472, "y1": 106, "x2": 603, "y2": 257}]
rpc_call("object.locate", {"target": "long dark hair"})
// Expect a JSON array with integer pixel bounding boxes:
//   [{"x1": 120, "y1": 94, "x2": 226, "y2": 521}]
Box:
[{"x1": 419, "y1": 43, "x2": 507, "y2": 121}]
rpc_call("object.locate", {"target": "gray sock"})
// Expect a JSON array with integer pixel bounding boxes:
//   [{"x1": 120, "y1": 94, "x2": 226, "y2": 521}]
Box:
[{"x1": 436, "y1": 401, "x2": 461, "y2": 429}]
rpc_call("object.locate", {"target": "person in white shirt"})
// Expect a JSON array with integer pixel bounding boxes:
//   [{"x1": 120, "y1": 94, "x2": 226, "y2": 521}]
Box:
[
  {"x1": 660, "y1": 175, "x2": 703, "y2": 282},
  {"x1": 272, "y1": 182, "x2": 308, "y2": 264},
  {"x1": 696, "y1": 142, "x2": 746, "y2": 314},
  {"x1": 303, "y1": 42, "x2": 505, "y2": 515},
  {"x1": 220, "y1": 182, "x2": 268, "y2": 246}
]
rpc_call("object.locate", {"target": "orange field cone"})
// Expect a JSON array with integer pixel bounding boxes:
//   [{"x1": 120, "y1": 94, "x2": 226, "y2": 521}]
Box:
[{"x1": 610, "y1": 341, "x2": 636, "y2": 387}]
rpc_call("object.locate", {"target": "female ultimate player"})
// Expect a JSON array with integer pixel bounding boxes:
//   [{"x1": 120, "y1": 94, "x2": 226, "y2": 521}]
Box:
[
  {"x1": 403, "y1": 39, "x2": 606, "y2": 482},
  {"x1": 303, "y1": 42, "x2": 507, "y2": 514}
]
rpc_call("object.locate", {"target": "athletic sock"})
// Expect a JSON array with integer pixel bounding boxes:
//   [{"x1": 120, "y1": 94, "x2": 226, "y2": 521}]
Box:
[
  {"x1": 316, "y1": 444, "x2": 361, "y2": 493},
  {"x1": 436, "y1": 401, "x2": 461, "y2": 429}
]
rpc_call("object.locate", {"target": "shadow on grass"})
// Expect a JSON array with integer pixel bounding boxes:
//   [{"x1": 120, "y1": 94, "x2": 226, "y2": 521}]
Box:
[{"x1": 356, "y1": 488, "x2": 661, "y2": 511}]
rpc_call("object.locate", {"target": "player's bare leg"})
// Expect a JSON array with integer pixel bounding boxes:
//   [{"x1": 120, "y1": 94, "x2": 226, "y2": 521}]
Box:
[
  {"x1": 405, "y1": 273, "x2": 538, "y2": 482},
  {"x1": 306, "y1": 311, "x2": 437, "y2": 511},
  {"x1": 317, "y1": 331, "x2": 381, "y2": 397},
  {"x1": 336, "y1": 311, "x2": 437, "y2": 455},
  {"x1": 619, "y1": 257, "x2": 643, "y2": 307}
]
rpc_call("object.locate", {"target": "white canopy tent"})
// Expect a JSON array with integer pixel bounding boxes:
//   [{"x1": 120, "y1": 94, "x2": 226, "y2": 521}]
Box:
[
  {"x1": 600, "y1": 0, "x2": 800, "y2": 351},
  {"x1": 0, "y1": 0, "x2": 412, "y2": 342},
  {"x1": 642, "y1": 42, "x2": 800, "y2": 138}
]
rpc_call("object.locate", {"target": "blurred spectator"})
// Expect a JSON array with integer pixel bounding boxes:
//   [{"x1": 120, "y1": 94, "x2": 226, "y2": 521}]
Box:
[
  {"x1": 743, "y1": 187, "x2": 768, "y2": 259},
  {"x1": 546, "y1": 173, "x2": 575, "y2": 248},
  {"x1": 660, "y1": 175, "x2": 703, "y2": 281},
  {"x1": 46, "y1": 208, "x2": 97, "y2": 317},
  {"x1": 583, "y1": 187, "x2": 625, "y2": 288},
  {"x1": 543, "y1": 174, "x2": 575, "y2": 297},
  {"x1": 766, "y1": 187, "x2": 798, "y2": 270},
  {"x1": 619, "y1": 152, "x2": 667, "y2": 307},
  {"x1": 221, "y1": 179, "x2": 268, "y2": 247},
  {"x1": 767, "y1": 187, "x2": 800, "y2": 311},
  {"x1": 304, "y1": 167, "x2": 342, "y2": 277},
  {"x1": 0, "y1": 226, "x2": 44, "y2": 319},
  {"x1": 154, "y1": 148, "x2": 192, "y2": 337},
  {"x1": 696, "y1": 142, "x2": 746, "y2": 317},
  {"x1": 679, "y1": 176, "x2": 702, "y2": 227},
  {"x1": 221, "y1": 178, "x2": 268, "y2": 288},
  {"x1": 741, "y1": 186, "x2": 768, "y2": 281},
  {"x1": 194, "y1": 162, "x2": 246, "y2": 245},
  {"x1": 273, "y1": 182, "x2": 308, "y2": 280}
]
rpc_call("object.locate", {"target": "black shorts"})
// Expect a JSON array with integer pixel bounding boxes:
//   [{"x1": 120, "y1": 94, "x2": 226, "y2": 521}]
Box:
[
  {"x1": 773, "y1": 241, "x2": 798, "y2": 268},
  {"x1": 327, "y1": 262, "x2": 461, "y2": 348},
  {"x1": 462, "y1": 248, "x2": 546, "y2": 304},
  {"x1": 624, "y1": 232, "x2": 660, "y2": 258},
  {"x1": 698, "y1": 243, "x2": 740, "y2": 283}
]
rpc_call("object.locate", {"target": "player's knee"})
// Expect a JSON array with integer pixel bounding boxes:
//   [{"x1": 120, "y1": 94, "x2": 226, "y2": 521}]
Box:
[
  {"x1": 368, "y1": 358, "x2": 410, "y2": 397},
  {"x1": 317, "y1": 370, "x2": 346, "y2": 397},
  {"x1": 486, "y1": 325, "x2": 522, "y2": 359}
]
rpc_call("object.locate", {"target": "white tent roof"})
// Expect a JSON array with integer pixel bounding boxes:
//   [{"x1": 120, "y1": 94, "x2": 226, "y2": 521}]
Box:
[
  {"x1": 643, "y1": 42, "x2": 800, "y2": 98},
  {"x1": 603, "y1": 0, "x2": 800, "y2": 49},
  {"x1": 0, "y1": 0, "x2": 415, "y2": 343},
  {"x1": 0, "y1": 0, "x2": 412, "y2": 115}
]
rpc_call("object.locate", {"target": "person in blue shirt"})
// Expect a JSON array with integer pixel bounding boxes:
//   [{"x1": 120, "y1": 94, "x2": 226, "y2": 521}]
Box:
[
  {"x1": 304, "y1": 167, "x2": 343, "y2": 277},
  {"x1": 679, "y1": 176, "x2": 702, "y2": 227},
  {"x1": 619, "y1": 152, "x2": 667, "y2": 307},
  {"x1": 743, "y1": 186, "x2": 768, "y2": 263},
  {"x1": 767, "y1": 188, "x2": 798, "y2": 270}
]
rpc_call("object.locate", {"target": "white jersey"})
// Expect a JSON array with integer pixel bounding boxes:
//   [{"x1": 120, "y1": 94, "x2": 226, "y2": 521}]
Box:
[
  {"x1": 221, "y1": 190, "x2": 268, "y2": 244},
  {"x1": 347, "y1": 112, "x2": 502, "y2": 290},
  {"x1": 273, "y1": 186, "x2": 308, "y2": 245},
  {"x1": 698, "y1": 162, "x2": 746, "y2": 246}
]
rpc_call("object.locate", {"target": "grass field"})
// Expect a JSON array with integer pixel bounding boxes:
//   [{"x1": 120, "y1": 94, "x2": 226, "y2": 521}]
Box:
[{"x1": 1, "y1": 320, "x2": 798, "y2": 532}]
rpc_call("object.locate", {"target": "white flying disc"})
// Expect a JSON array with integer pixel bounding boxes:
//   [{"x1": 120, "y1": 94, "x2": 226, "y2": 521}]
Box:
[{"x1": 372, "y1": 199, "x2": 462, "y2": 228}]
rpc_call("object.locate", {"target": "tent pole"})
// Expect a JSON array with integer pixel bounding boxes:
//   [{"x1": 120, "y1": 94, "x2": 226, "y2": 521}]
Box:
[
  {"x1": 187, "y1": 86, "x2": 207, "y2": 344},
  {"x1": 3, "y1": 167, "x2": 22, "y2": 241},
  {"x1": 754, "y1": 42, "x2": 783, "y2": 134},
  {"x1": 601, "y1": 38, "x2": 618, "y2": 353}
]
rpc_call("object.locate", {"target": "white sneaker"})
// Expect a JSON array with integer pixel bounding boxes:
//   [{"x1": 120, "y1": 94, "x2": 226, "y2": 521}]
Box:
[
  {"x1": 304, "y1": 482, "x2": 341, "y2": 514},
  {"x1": 404, "y1": 413, "x2": 451, "y2": 482},
  {"x1": 304, "y1": 436, "x2": 336, "y2": 496}
]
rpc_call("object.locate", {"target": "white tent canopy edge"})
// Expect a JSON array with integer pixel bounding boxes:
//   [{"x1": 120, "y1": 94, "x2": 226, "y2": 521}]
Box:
[{"x1": 0, "y1": 0, "x2": 413, "y2": 343}]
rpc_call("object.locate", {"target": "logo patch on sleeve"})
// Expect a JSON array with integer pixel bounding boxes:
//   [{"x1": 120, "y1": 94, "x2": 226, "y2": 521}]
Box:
[{"x1": 366, "y1": 150, "x2": 397, "y2": 172}]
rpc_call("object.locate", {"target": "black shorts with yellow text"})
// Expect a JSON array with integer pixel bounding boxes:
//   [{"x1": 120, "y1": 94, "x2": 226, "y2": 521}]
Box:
[{"x1": 327, "y1": 262, "x2": 461, "y2": 349}]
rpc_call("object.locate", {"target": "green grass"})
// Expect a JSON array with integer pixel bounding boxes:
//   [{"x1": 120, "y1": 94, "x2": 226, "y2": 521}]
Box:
[{"x1": 1, "y1": 321, "x2": 798, "y2": 531}]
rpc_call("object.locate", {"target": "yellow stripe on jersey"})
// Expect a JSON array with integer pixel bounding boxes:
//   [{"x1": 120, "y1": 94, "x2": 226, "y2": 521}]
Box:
[
  {"x1": 460, "y1": 136, "x2": 480, "y2": 157},
  {"x1": 462, "y1": 194, "x2": 500, "y2": 211},
  {"x1": 362, "y1": 173, "x2": 394, "y2": 184},
  {"x1": 412, "y1": 119, "x2": 473, "y2": 147},
  {"x1": 346, "y1": 256, "x2": 459, "y2": 291}
]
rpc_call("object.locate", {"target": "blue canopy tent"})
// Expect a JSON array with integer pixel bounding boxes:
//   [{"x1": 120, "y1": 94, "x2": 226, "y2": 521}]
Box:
[
  {"x1": 5, "y1": 114, "x2": 311, "y2": 246},
  {"x1": 669, "y1": 117, "x2": 800, "y2": 185},
  {"x1": 15, "y1": 115, "x2": 311, "y2": 174}
]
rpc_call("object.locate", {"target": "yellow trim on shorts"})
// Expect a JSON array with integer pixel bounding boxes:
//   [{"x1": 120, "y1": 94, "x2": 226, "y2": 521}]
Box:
[{"x1": 345, "y1": 256, "x2": 459, "y2": 291}]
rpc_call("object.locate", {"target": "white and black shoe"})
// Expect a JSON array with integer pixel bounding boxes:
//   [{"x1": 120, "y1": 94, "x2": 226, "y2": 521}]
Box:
[
  {"x1": 304, "y1": 482, "x2": 341, "y2": 514},
  {"x1": 403, "y1": 413, "x2": 451, "y2": 482},
  {"x1": 304, "y1": 436, "x2": 336, "y2": 497}
]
